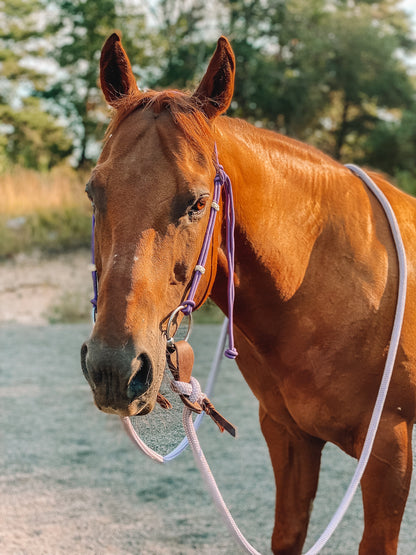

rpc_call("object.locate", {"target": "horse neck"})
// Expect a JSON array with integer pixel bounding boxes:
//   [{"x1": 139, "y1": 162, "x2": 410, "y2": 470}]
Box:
[{"x1": 211, "y1": 117, "x2": 353, "y2": 317}]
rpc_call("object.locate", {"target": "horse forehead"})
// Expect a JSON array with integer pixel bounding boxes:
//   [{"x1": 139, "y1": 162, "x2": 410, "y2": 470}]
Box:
[
  {"x1": 100, "y1": 110, "x2": 210, "y2": 191},
  {"x1": 112, "y1": 109, "x2": 199, "y2": 157}
]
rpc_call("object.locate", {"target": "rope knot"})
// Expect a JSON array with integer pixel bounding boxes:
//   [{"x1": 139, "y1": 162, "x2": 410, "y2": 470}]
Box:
[
  {"x1": 181, "y1": 300, "x2": 196, "y2": 316},
  {"x1": 214, "y1": 164, "x2": 227, "y2": 186},
  {"x1": 171, "y1": 376, "x2": 205, "y2": 404},
  {"x1": 224, "y1": 347, "x2": 238, "y2": 359}
]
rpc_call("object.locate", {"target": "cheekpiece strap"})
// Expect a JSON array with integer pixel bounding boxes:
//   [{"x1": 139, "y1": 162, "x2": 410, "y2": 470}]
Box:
[{"x1": 181, "y1": 143, "x2": 238, "y2": 360}]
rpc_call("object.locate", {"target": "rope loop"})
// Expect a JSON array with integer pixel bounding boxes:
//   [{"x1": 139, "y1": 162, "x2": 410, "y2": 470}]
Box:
[{"x1": 181, "y1": 300, "x2": 196, "y2": 316}]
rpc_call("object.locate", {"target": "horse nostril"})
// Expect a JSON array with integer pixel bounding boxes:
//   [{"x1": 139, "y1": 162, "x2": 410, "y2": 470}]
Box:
[
  {"x1": 127, "y1": 353, "x2": 153, "y2": 400},
  {"x1": 81, "y1": 341, "x2": 103, "y2": 386},
  {"x1": 81, "y1": 342, "x2": 89, "y2": 379}
]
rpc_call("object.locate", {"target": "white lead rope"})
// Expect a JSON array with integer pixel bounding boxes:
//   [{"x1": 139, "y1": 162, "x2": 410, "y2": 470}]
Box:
[
  {"x1": 122, "y1": 318, "x2": 229, "y2": 464},
  {"x1": 124, "y1": 166, "x2": 407, "y2": 554},
  {"x1": 182, "y1": 405, "x2": 262, "y2": 555},
  {"x1": 178, "y1": 166, "x2": 408, "y2": 555}
]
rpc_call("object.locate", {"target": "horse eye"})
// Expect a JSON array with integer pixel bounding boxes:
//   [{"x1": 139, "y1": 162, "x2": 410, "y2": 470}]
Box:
[
  {"x1": 85, "y1": 186, "x2": 95, "y2": 210},
  {"x1": 191, "y1": 197, "x2": 207, "y2": 212},
  {"x1": 85, "y1": 186, "x2": 93, "y2": 202}
]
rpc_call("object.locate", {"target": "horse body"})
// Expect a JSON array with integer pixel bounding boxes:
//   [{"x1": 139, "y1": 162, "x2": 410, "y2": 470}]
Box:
[
  {"x1": 212, "y1": 119, "x2": 416, "y2": 552},
  {"x1": 82, "y1": 34, "x2": 416, "y2": 554}
]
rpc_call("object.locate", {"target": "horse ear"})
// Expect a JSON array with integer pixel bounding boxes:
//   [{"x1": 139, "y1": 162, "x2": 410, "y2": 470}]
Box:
[
  {"x1": 100, "y1": 32, "x2": 138, "y2": 106},
  {"x1": 193, "y1": 36, "x2": 235, "y2": 120}
]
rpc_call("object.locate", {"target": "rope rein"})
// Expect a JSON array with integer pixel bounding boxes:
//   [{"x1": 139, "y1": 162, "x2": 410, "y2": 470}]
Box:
[{"x1": 168, "y1": 165, "x2": 407, "y2": 555}]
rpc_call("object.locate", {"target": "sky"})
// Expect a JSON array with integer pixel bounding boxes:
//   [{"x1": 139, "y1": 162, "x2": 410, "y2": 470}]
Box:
[
  {"x1": 401, "y1": 0, "x2": 416, "y2": 30},
  {"x1": 399, "y1": 0, "x2": 416, "y2": 71}
]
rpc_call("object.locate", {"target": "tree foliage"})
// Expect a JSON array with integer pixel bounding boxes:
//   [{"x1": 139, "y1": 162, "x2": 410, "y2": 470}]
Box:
[
  {"x1": 216, "y1": 0, "x2": 415, "y2": 163},
  {"x1": 43, "y1": 0, "x2": 149, "y2": 167},
  {"x1": 0, "y1": 0, "x2": 73, "y2": 170},
  {"x1": 1, "y1": 0, "x2": 416, "y2": 189}
]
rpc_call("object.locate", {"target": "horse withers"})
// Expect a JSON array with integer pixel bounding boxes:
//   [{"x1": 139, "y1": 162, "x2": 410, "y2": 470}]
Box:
[{"x1": 81, "y1": 34, "x2": 416, "y2": 554}]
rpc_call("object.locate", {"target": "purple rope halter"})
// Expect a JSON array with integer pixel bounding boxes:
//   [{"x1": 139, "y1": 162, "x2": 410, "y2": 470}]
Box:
[
  {"x1": 180, "y1": 145, "x2": 237, "y2": 359},
  {"x1": 90, "y1": 143, "x2": 238, "y2": 359},
  {"x1": 90, "y1": 213, "x2": 98, "y2": 321}
]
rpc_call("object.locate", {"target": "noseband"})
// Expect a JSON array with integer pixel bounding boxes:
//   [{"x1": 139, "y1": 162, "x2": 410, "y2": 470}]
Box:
[{"x1": 89, "y1": 144, "x2": 238, "y2": 359}]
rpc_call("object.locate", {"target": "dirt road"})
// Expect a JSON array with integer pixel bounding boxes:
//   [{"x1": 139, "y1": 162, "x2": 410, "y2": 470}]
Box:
[
  {"x1": 1, "y1": 253, "x2": 415, "y2": 554},
  {"x1": 0, "y1": 250, "x2": 91, "y2": 325}
]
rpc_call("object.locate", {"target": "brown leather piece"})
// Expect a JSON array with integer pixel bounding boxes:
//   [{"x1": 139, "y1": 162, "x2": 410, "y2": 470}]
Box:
[
  {"x1": 156, "y1": 393, "x2": 172, "y2": 409},
  {"x1": 165, "y1": 341, "x2": 237, "y2": 435},
  {"x1": 171, "y1": 340, "x2": 195, "y2": 383},
  {"x1": 202, "y1": 398, "x2": 237, "y2": 437}
]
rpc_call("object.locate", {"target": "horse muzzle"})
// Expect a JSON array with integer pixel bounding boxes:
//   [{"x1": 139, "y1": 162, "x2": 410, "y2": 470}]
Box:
[{"x1": 80, "y1": 337, "x2": 156, "y2": 416}]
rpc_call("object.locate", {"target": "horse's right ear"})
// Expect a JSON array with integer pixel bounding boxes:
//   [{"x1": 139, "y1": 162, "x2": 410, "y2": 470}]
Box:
[
  {"x1": 100, "y1": 33, "x2": 138, "y2": 106},
  {"x1": 193, "y1": 36, "x2": 235, "y2": 120}
]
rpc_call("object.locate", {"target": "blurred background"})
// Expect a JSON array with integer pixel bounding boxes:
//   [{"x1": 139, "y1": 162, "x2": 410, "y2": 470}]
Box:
[{"x1": 1, "y1": 0, "x2": 416, "y2": 264}]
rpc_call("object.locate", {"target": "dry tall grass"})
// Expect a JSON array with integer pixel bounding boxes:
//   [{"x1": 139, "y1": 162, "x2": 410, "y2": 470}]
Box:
[
  {"x1": 0, "y1": 166, "x2": 92, "y2": 257},
  {"x1": 0, "y1": 166, "x2": 90, "y2": 217}
]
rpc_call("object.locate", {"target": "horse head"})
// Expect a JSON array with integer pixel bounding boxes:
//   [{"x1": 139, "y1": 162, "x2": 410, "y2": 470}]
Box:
[{"x1": 81, "y1": 34, "x2": 235, "y2": 417}]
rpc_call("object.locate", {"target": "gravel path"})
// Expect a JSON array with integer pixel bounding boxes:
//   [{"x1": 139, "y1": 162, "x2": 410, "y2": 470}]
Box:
[{"x1": 1, "y1": 323, "x2": 416, "y2": 554}]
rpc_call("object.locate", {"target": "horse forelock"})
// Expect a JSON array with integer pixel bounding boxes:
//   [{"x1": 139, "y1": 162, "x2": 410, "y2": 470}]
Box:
[{"x1": 104, "y1": 89, "x2": 214, "y2": 161}]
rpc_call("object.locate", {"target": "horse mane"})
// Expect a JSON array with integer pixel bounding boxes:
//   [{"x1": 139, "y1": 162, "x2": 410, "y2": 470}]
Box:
[{"x1": 105, "y1": 90, "x2": 214, "y2": 160}]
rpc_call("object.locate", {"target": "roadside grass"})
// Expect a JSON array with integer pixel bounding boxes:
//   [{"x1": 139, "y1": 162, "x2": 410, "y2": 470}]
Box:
[{"x1": 0, "y1": 165, "x2": 91, "y2": 259}]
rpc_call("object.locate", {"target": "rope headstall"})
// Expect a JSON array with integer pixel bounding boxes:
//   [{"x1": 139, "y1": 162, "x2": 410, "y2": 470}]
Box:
[
  {"x1": 162, "y1": 145, "x2": 238, "y2": 435},
  {"x1": 174, "y1": 144, "x2": 238, "y2": 359}
]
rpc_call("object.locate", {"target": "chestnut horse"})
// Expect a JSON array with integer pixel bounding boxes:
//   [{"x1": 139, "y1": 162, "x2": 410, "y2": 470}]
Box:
[{"x1": 81, "y1": 34, "x2": 416, "y2": 554}]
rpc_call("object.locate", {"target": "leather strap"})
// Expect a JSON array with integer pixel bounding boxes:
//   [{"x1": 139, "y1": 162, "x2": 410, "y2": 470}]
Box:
[
  {"x1": 166, "y1": 340, "x2": 237, "y2": 437},
  {"x1": 156, "y1": 393, "x2": 172, "y2": 409},
  {"x1": 167, "y1": 341, "x2": 202, "y2": 413}
]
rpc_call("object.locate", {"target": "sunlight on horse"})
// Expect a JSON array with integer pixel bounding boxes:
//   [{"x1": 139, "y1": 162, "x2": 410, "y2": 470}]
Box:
[{"x1": 81, "y1": 34, "x2": 416, "y2": 554}]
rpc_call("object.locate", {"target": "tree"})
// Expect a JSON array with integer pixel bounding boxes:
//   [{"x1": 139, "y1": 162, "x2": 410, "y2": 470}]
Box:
[
  {"x1": 363, "y1": 110, "x2": 416, "y2": 194},
  {"x1": 320, "y1": 1, "x2": 415, "y2": 160},
  {"x1": 216, "y1": 0, "x2": 415, "y2": 164},
  {"x1": 0, "y1": 98, "x2": 72, "y2": 170},
  {"x1": 1, "y1": 0, "x2": 415, "y2": 180},
  {"x1": 144, "y1": 0, "x2": 210, "y2": 90},
  {"x1": 44, "y1": 0, "x2": 150, "y2": 168},
  {"x1": 0, "y1": 0, "x2": 73, "y2": 170}
]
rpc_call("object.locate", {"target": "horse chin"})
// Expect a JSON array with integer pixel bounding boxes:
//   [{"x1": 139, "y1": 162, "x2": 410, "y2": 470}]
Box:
[
  {"x1": 129, "y1": 390, "x2": 158, "y2": 416},
  {"x1": 132, "y1": 401, "x2": 154, "y2": 416},
  {"x1": 94, "y1": 394, "x2": 156, "y2": 418}
]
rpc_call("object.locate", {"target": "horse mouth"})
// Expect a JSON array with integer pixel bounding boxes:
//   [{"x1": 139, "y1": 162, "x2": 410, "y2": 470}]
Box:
[
  {"x1": 95, "y1": 397, "x2": 154, "y2": 417},
  {"x1": 132, "y1": 402, "x2": 153, "y2": 416}
]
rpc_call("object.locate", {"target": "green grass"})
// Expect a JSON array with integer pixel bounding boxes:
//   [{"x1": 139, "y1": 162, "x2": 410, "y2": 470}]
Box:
[{"x1": 0, "y1": 207, "x2": 91, "y2": 259}]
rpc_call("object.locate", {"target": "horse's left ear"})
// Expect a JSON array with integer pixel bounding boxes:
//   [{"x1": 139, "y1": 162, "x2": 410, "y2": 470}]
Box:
[
  {"x1": 100, "y1": 32, "x2": 139, "y2": 106},
  {"x1": 193, "y1": 36, "x2": 235, "y2": 120}
]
